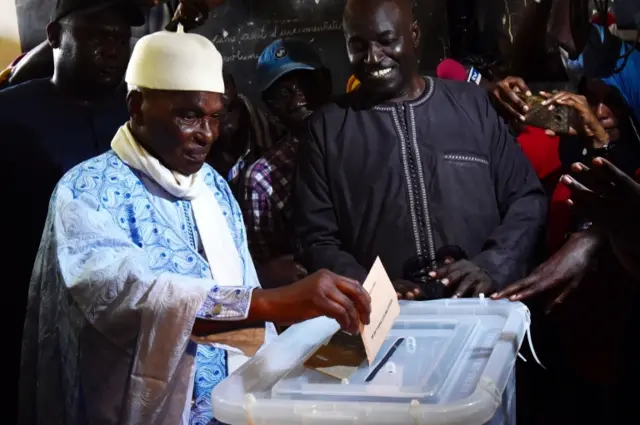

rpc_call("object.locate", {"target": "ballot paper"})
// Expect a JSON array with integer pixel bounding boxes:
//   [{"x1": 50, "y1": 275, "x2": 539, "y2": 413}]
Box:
[{"x1": 304, "y1": 257, "x2": 401, "y2": 380}]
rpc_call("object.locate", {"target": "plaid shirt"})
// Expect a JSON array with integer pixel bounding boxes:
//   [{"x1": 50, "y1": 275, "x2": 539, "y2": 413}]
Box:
[{"x1": 238, "y1": 133, "x2": 299, "y2": 262}]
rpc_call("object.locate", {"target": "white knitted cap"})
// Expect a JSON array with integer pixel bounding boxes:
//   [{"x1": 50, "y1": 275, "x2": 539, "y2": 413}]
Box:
[{"x1": 126, "y1": 26, "x2": 225, "y2": 94}]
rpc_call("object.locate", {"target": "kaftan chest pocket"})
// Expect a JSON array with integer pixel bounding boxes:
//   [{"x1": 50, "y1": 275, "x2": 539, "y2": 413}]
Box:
[
  {"x1": 442, "y1": 153, "x2": 489, "y2": 167},
  {"x1": 437, "y1": 152, "x2": 498, "y2": 221}
]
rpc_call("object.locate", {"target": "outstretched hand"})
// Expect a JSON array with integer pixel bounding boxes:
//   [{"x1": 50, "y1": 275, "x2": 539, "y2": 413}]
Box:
[
  {"x1": 562, "y1": 157, "x2": 640, "y2": 278},
  {"x1": 490, "y1": 76, "x2": 532, "y2": 122},
  {"x1": 538, "y1": 91, "x2": 609, "y2": 146},
  {"x1": 492, "y1": 229, "x2": 602, "y2": 312}
]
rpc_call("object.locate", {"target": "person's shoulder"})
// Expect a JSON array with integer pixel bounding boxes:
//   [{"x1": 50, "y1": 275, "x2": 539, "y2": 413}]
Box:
[
  {"x1": 244, "y1": 152, "x2": 273, "y2": 184},
  {"x1": 431, "y1": 77, "x2": 488, "y2": 100},
  {"x1": 307, "y1": 94, "x2": 367, "y2": 134},
  {"x1": 0, "y1": 78, "x2": 52, "y2": 122},
  {"x1": 53, "y1": 151, "x2": 135, "y2": 210},
  {"x1": 240, "y1": 157, "x2": 272, "y2": 198},
  {"x1": 307, "y1": 92, "x2": 363, "y2": 128},
  {"x1": 7, "y1": 79, "x2": 58, "y2": 131},
  {"x1": 0, "y1": 77, "x2": 51, "y2": 100},
  {"x1": 621, "y1": 41, "x2": 640, "y2": 69},
  {"x1": 58, "y1": 151, "x2": 129, "y2": 190},
  {"x1": 430, "y1": 77, "x2": 494, "y2": 113},
  {"x1": 243, "y1": 135, "x2": 296, "y2": 187},
  {"x1": 202, "y1": 162, "x2": 237, "y2": 199},
  {"x1": 201, "y1": 162, "x2": 225, "y2": 185}
]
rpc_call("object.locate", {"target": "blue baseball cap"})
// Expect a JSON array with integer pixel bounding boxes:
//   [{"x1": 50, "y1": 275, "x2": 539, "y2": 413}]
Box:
[{"x1": 256, "y1": 38, "x2": 325, "y2": 92}]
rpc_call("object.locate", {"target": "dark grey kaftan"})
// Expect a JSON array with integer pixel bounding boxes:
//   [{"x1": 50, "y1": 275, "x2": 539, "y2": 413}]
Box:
[{"x1": 293, "y1": 77, "x2": 547, "y2": 288}]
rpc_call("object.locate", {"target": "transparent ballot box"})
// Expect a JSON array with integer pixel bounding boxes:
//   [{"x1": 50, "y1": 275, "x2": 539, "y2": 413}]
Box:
[{"x1": 212, "y1": 299, "x2": 529, "y2": 425}]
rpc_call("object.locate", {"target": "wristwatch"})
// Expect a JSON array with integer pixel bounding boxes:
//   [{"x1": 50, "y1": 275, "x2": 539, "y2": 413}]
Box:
[{"x1": 581, "y1": 140, "x2": 615, "y2": 160}]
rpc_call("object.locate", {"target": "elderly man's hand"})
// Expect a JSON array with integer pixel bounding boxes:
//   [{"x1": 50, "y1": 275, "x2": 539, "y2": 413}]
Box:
[
  {"x1": 257, "y1": 269, "x2": 371, "y2": 334},
  {"x1": 562, "y1": 158, "x2": 640, "y2": 279},
  {"x1": 492, "y1": 229, "x2": 602, "y2": 312},
  {"x1": 167, "y1": 0, "x2": 226, "y2": 32}
]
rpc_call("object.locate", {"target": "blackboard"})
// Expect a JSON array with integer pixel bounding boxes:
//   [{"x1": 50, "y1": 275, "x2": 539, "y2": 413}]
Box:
[
  {"x1": 191, "y1": 0, "x2": 451, "y2": 103},
  {"x1": 14, "y1": 0, "x2": 451, "y2": 103}
]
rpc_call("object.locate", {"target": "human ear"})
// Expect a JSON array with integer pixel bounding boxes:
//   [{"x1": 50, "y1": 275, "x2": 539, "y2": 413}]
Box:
[
  {"x1": 411, "y1": 20, "x2": 420, "y2": 50},
  {"x1": 46, "y1": 22, "x2": 61, "y2": 49},
  {"x1": 127, "y1": 90, "x2": 144, "y2": 126}
]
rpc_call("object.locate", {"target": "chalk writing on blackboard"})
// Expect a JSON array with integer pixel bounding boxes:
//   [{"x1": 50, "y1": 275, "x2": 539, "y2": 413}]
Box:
[
  {"x1": 223, "y1": 52, "x2": 260, "y2": 62},
  {"x1": 212, "y1": 19, "x2": 344, "y2": 62},
  {"x1": 279, "y1": 20, "x2": 343, "y2": 36},
  {"x1": 213, "y1": 20, "x2": 342, "y2": 43},
  {"x1": 188, "y1": 0, "x2": 448, "y2": 104}
]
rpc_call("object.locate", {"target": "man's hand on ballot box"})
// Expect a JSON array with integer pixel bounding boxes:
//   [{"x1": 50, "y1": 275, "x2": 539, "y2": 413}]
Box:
[
  {"x1": 393, "y1": 278, "x2": 426, "y2": 300},
  {"x1": 492, "y1": 229, "x2": 601, "y2": 312},
  {"x1": 394, "y1": 262, "x2": 494, "y2": 300},
  {"x1": 394, "y1": 245, "x2": 494, "y2": 299},
  {"x1": 429, "y1": 259, "x2": 495, "y2": 298}
]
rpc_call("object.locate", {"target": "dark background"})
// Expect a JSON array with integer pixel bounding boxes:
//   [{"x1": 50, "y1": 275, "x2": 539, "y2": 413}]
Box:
[
  {"x1": 186, "y1": 0, "x2": 451, "y2": 101},
  {"x1": 13, "y1": 0, "x2": 532, "y2": 102}
]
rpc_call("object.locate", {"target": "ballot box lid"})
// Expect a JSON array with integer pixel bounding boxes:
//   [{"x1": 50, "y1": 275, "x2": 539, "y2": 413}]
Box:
[{"x1": 212, "y1": 299, "x2": 530, "y2": 425}]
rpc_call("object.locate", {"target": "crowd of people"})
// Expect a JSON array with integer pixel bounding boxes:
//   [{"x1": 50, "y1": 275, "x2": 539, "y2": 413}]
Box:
[{"x1": 1, "y1": 0, "x2": 639, "y2": 424}]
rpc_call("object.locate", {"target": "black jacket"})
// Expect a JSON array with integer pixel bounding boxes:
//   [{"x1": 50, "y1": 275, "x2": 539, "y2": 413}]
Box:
[{"x1": 293, "y1": 77, "x2": 548, "y2": 288}]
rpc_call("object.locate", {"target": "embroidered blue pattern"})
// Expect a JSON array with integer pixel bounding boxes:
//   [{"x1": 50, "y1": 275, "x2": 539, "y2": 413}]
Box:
[{"x1": 58, "y1": 151, "x2": 257, "y2": 424}]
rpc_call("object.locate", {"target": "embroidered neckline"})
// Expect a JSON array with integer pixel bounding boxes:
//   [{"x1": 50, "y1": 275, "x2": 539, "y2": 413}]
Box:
[{"x1": 373, "y1": 77, "x2": 435, "y2": 112}]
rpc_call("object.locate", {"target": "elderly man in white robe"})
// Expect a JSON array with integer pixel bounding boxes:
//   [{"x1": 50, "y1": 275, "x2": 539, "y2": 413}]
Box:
[{"x1": 19, "y1": 28, "x2": 371, "y2": 425}]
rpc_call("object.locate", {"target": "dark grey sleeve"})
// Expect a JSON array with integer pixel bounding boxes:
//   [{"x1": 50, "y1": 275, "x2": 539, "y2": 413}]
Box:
[
  {"x1": 471, "y1": 96, "x2": 548, "y2": 288},
  {"x1": 292, "y1": 122, "x2": 369, "y2": 282}
]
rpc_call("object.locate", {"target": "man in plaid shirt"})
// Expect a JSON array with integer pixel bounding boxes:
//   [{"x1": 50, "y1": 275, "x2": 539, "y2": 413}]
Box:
[
  {"x1": 239, "y1": 38, "x2": 333, "y2": 288},
  {"x1": 207, "y1": 71, "x2": 286, "y2": 192}
]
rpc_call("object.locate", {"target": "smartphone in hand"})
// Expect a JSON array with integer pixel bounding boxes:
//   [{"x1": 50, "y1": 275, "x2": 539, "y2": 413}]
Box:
[{"x1": 521, "y1": 93, "x2": 575, "y2": 135}]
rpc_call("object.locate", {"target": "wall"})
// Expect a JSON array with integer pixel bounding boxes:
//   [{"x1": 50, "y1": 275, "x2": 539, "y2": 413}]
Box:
[
  {"x1": 0, "y1": 0, "x2": 21, "y2": 68},
  {"x1": 476, "y1": 0, "x2": 529, "y2": 45},
  {"x1": 15, "y1": 0, "x2": 53, "y2": 52},
  {"x1": 11, "y1": 0, "x2": 449, "y2": 103},
  {"x1": 190, "y1": 0, "x2": 449, "y2": 102}
]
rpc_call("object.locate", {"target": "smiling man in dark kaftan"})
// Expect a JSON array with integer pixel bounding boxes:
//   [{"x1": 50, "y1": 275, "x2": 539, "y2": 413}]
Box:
[{"x1": 293, "y1": 0, "x2": 548, "y2": 298}]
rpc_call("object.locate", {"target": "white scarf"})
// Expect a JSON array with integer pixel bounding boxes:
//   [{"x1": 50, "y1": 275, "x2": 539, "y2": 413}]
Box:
[{"x1": 111, "y1": 124, "x2": 244, "y2": 288}]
